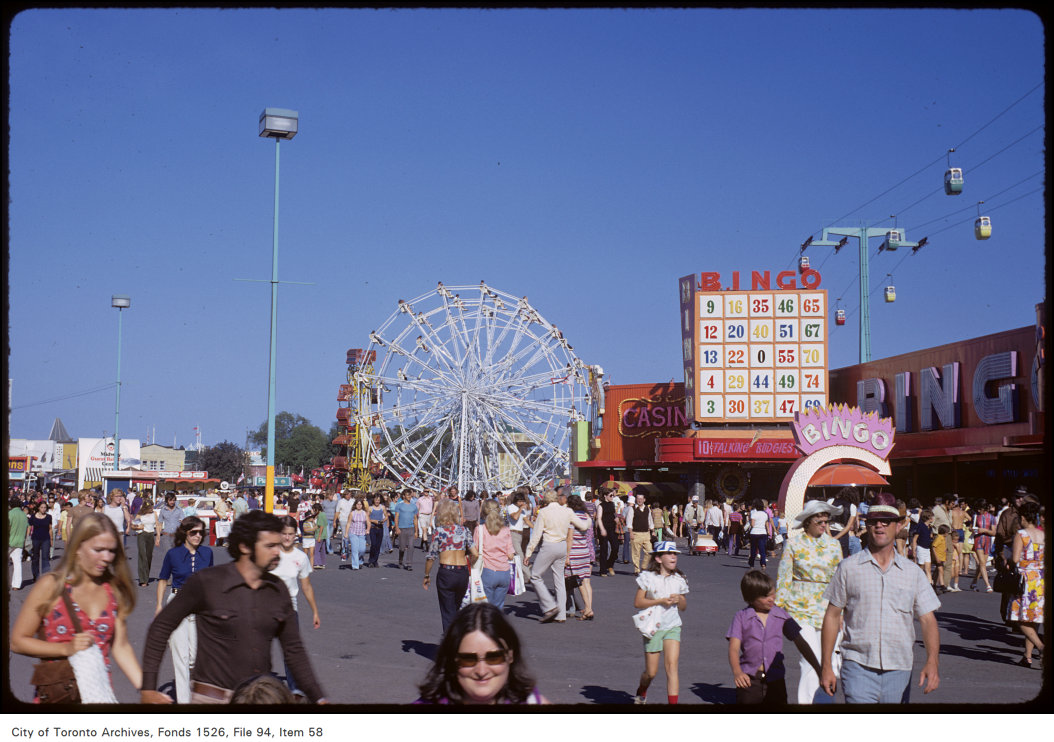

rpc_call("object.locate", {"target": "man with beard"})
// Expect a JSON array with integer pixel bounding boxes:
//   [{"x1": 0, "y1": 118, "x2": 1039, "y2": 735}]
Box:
[{"x1": 140, "y1": 510, "x2": 327, "y2": 704}]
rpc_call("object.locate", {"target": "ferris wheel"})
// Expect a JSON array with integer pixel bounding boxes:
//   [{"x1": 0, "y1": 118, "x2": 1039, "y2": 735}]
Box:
[{"x1": 361, "y1": 281, "x2": 592, "y2": 493}]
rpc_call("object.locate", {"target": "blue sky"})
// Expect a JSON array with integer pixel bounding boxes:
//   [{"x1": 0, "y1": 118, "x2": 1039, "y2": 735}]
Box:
[{"x1": 8, "y1": 8, "x2": 1045, "y2": 449}]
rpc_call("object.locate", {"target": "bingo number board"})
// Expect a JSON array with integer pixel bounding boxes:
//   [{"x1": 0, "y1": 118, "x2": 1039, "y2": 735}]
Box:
[{"x1": 683, "y1": 288, "x2": 828, "y2": 422}]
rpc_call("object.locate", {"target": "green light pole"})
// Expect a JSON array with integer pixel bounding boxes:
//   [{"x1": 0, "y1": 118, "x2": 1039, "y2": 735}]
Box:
[
  {"x1": 803, "y1": 224, "x2": 925, "y2": 363},
  {"x1": 258, "y1": 108, "x2": 298, "y2": 513},
  {"x1": 111, "y1": 295, "x2": 131, "y2": 471}
]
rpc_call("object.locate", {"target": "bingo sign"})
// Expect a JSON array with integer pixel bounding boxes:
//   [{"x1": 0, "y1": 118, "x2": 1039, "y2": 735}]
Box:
[{"x1": 679, "y1": 270, "x2": 829, "y2": 423}]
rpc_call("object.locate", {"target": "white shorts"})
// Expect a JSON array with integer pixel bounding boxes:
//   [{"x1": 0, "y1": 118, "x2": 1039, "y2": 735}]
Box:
[{"x1": 915, "y1": 546, "x2": 931, "y2": 564}]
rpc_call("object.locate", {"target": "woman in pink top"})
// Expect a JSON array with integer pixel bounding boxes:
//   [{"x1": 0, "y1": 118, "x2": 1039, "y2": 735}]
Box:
[{"x1": 474, "y1": 500, "x2": 515, "y2": 610}]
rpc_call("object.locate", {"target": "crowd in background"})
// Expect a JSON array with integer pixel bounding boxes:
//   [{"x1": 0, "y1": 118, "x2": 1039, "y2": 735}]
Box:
[{"x1": 6, "y1": 479, "x2": 1044, "y2": 705}]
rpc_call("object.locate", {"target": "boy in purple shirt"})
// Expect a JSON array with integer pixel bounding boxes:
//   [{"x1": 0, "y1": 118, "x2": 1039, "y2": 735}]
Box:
[{"x1": 727, "y1": 570, "x2": 821, "y2": 705}]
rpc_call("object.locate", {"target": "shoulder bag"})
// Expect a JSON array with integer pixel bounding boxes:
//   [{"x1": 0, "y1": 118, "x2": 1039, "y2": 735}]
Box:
[{"x1": 31, "y1": 590, "x2": 82, "y2": 704}]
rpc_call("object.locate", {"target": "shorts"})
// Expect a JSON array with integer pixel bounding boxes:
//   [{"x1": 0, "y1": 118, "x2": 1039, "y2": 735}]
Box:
[
  {"x1": 915, "y1": 546, "x2": 931, "y2": 564},
  {"x1": 643, "y1": 626, "x2": 681, "y2": 653}
]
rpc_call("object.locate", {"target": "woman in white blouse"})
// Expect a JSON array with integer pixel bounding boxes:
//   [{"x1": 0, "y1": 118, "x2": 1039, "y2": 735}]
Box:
[{"x1": 747, "y1": 498, "x2": 771, "y2": 569}]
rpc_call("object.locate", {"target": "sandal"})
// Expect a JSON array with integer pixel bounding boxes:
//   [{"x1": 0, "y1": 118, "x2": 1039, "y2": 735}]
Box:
[
  {"x1": 577, "y1": 611, "x2": 595, "y2": 621},
  {"x1": 1016, "y1": 657, "x2": 1032, "y2": 668}
]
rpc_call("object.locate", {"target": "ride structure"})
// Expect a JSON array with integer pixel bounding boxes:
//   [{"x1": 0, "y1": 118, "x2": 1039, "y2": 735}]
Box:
[
  {"x1": 333, "y1": 348, "x2": 377, "y2": 492},
  {"x1": 345, "y1": 281, "x2": 592, "y2": 494}
]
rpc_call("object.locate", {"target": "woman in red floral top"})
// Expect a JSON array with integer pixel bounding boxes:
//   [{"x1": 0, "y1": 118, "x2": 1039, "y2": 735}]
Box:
[{"x1": 11, "y1": 514, "x2": 142, "y2": 702}]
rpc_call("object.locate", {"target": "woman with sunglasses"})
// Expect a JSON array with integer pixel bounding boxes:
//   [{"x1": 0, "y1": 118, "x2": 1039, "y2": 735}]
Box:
[
  {"x1": 154, "y1": 516, "x2": 213, "y2": 703},
  {"x1": 416, "y1": 602, "x2": 548, "y2": 704}
]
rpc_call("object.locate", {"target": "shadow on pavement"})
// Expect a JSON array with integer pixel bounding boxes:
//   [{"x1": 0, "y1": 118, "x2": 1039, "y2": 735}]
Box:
[
  {"x1": 401, "y1": 639, "x2": 438, "y2": 662},
  {"x1": 935, "y1": 611, "x2": 1016, "y2": 644},
  {"x1": 689, "y1": 681, "x2": 736, "y2": 705},
  {"x1": 937, "y1": 641, "x2": 1029, "y2": 666},
  {"x1": 579, "y1": 684, "x2": 633, "y2": 704},
  {"x1": 505, "y1": 602, "x2": 542, "y2": 620}
]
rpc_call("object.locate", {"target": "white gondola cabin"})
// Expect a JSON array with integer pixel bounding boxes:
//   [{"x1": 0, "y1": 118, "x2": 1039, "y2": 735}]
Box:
[
  {"x1": 799, "y1": 256, "x2": 810, "y2": 271},
  {"x1": 835, "y1": 309, "x2": 846, "y2": 325},
  {"x1": 880, "y1": 229, "x2": 903, "y2": 251},
  {"x1": 944, "y1": 167, "x2": 964, "y2": 195},
  {"x1": 884, "y1": 285, "x2": 896, "y2": 303},
  {"x1": 975, "y1": 215, "x2": 992, "y2": 240}
]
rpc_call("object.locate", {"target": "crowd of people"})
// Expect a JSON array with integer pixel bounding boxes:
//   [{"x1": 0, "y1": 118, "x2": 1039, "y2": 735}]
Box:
[{"x1": 6, "y1": 479, "x2": 1045, "y2": 706}]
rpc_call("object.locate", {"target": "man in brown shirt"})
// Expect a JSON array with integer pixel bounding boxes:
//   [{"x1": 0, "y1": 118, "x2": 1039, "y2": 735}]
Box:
[
  {"x1": 140, "y1": 510, "x2": 327, "y2": 704},
  {"x1": 66, "y1": 490, "x2": 95, "y2": 538}
]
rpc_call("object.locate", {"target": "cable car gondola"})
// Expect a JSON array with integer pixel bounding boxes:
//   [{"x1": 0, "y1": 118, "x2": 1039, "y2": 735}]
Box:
[
  {"x1": 799, "y1": 255, "x2": 810, "y2": 271},
  {"x1": 974, "y1": 201, "x2": 991, "y2": 240},
  {"x1": 835, "y1": 308, "x2": 846, "y2": 326},
  {"x1": 975, "y1": 215, "x2": 992, "y2": 240},
  {"x1": 880, "y1": 229, "x2": 902, "y2": 252},
  {"x1": 944, "y1": 148, "x2": 963, "y2": 195}
]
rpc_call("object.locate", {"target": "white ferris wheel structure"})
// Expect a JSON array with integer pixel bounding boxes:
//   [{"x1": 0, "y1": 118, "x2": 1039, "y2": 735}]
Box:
[{"x1": 361, "y1": 281, "x2": 592, "y2": 493}]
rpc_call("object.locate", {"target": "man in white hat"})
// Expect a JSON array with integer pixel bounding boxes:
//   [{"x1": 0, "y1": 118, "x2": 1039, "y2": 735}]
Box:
[
  {"x1": 775, "y1": 497, "x2": 845, "y2": 704},
  {"x1": 820, "y1": 492, "x2": 940, "y2": 703},
  {"x1": 682, "y1": 496, "x2": 702, "y2": 555}
]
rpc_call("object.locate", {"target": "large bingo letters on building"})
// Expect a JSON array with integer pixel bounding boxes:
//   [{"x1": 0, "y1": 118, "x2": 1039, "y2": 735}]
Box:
[{"x1": 679, "y1": 271, "x2": 829, "y2": 423}]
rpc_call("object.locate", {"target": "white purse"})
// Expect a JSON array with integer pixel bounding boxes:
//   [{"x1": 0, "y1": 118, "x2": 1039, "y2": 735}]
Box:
[
  {"x1": 68, "y1": 644, "x2": 118, "y2": 703},
  {"x1": 631, "y1": 605, "x2": 663, "y2": 638}
]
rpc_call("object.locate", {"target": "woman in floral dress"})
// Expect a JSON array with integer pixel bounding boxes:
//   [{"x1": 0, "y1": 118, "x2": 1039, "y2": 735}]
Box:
[
  {"x1": 775, "y1": 498, "x2": 845, "y2": 704},
  {"x1": 1007, "y1": 500, "x2": 1044, "y2": 668}
]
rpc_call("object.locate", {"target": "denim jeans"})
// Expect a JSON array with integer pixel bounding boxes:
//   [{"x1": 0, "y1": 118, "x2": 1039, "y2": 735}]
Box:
[
  {"x1": 31, "y1": 539, "x2": 51, "y2": 580},
  {"x1": 436, "y1": 565, "x2": 469, "y2": 633},
  {"x1": 840, "y1": 659, "x2": 911, "y2": 704},
  {"x1": 848, "y1": 534, "x2": 862, "y2": 555},
  {"x1": 748, "y1": 534, "x2": 767, "y2": 567},
  {"x1": 349, "y1": 534, "x2": 366, "y2": 568},
  {"x1": 481, "y1": 567, "x2": 511, "y2": 610}
]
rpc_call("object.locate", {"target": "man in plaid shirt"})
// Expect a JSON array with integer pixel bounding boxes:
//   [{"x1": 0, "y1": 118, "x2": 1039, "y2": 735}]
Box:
[{"x1": 819, "y1": 492, "x2": 941, "y2": 703}]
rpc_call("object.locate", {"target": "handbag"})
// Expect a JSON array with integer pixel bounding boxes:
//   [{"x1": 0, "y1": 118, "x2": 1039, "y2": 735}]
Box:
[
  {"x1": 631, "y1": 605, "x2": 663, "y2": 638},
  {"x1": 31, "y1": 590, "x2": 82, "y2": 704},
  {"x1": 507, "y1": 555, "x2": 526, "y2": 596},
  {"x1": 461, "y1": 528, "x2": 488, "y2": 607},
  {"x1": 993, "y1": 562, "x2": 1025, "y2": 595}
]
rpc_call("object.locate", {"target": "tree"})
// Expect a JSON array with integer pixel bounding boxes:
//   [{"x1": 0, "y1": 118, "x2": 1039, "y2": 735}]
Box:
[
  {"x1": 251, "y1": 412, "x2": 330, "y2": 473},
  {"x1": 199, "y1": 441, "x2": 245, "y2": 484}
]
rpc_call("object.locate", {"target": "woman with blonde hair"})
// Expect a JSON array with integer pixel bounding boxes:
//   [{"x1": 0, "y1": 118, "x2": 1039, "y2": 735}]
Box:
[
  {"x1": 423, "y1": 499, "x2": 479, "y2": 632},
  {"x1": 11, "y1": 513, "x2": 142, "y2": 702},
  {"x1": 474, "y1": 500, "x2": 515, "y2": 610}
]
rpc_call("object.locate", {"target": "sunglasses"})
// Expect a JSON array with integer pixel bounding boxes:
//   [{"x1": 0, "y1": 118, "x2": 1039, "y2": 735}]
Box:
[
  {"x1": 187, "y1": 529, "x2": 205, "y2": 536},
  {"x1": 454, "y1": 650, "x2": 509, "y2": 668}
]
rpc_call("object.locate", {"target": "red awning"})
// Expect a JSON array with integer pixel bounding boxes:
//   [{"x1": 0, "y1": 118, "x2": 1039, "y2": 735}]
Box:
[{"x1": 809, "y1": 464, "x2": 888, "y2": 488}]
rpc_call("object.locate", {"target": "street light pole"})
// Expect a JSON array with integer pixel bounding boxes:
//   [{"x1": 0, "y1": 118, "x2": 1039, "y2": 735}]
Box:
[
  {"x1": 111, "y1": 295, "x2": 131, "y2": 472},
  {"x1": 259, "y1": 108, "x2": 298, "y2": 514}
]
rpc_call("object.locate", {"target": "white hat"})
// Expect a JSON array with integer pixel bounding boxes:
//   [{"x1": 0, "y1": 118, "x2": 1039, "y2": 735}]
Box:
[
  {"x1": 653, "y1": 541, "x2": 681, "y2": 554},
  {"x1": 792, "y1": 499, "x2": 843, "y2": 529},
  {"x1": 691, "y1": 495, "x2": 699, "y2": 501}
]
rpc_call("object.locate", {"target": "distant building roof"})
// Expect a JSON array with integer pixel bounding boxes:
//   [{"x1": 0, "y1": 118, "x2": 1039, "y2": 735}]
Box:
[{"x1": 48, "y1": 418, "x2": 74, "y2": 443}]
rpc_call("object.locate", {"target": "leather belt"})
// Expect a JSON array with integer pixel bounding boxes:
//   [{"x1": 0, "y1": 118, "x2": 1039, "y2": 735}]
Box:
[{"x1": 190, "y1": 681, "x2": 233, "y2": 703}]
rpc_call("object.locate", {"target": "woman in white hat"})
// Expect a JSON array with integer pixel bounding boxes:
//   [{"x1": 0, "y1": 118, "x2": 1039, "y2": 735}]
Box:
[{"x1": 774, "y1": 497, "x2": 844, "y2": 704}]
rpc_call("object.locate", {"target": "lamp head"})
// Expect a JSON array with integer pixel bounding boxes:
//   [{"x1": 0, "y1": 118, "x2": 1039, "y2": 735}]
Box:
[
  {"x1": 111, "y1": 295, "x2": 131, "y2": 309},
  {"x1": 259, "y1": 108, "x2": 298, "y2": 140}
]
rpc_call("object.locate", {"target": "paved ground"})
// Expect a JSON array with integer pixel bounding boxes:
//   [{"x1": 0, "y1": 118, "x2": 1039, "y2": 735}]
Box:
[{"x1": 5, "y1": 534, "x2": 1048, "y2": 708}]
